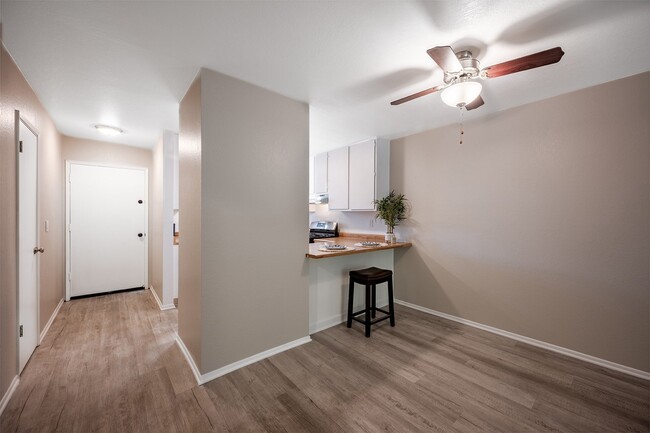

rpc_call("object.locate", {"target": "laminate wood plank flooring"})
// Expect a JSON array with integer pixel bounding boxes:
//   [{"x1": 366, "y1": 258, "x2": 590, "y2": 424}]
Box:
[{"x1": 1, "y1": 290, "x2": 648, "y2": 432}]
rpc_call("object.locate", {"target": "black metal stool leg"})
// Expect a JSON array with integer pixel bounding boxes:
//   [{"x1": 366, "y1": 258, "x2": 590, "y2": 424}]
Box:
[
  {"x1": 364, "y1": 284, "x2": 371, "y2": 337},
  {"x1": 371, "y1": 284, "x2": 376, "y2": 318},
  {"x1": 347, "y1": 278, "x2": 354, "y2": 328},
  {"x1": 388, "y1": 277, "x2": 395, "y2": 327}
]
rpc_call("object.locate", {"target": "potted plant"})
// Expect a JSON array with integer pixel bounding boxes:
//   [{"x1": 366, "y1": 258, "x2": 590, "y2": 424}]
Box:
[{"x1": 373, "y1": 190, "x2": 407, "y2": 244}]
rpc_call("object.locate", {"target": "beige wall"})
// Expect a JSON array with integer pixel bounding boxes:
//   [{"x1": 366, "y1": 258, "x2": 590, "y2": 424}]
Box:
[
  {"x1": 177, "y1": 68, "x2": 309, "y2": 374},
  {"x1": 200, "y1": 68, "x2": 309, "y2": 372},
  {"x1": 0, "y1": 45, "x2": 64, "y2": 399},
  {"x1": 178, "y1": 75, "x2": 202, "y2": 368},
  {"x1": 62, "y1": 135, "x2": 152, "y2": 168},
  {"x1": 391, "y1": 72, "x2": 650, "y2": 372}
]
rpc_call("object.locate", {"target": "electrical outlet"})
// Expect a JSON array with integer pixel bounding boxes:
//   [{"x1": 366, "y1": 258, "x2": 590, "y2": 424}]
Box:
[{"x1": 45, "y1": 220, "x2": 49, "y2": 232}]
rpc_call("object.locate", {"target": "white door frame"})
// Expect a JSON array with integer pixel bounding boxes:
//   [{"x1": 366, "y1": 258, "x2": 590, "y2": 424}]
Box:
[
  {"x1": 65, "y1": 161, "x2": 149, "y2": 301},
  {"x1": 15, "y1": 110, "x2": 40, "y2": 372}
]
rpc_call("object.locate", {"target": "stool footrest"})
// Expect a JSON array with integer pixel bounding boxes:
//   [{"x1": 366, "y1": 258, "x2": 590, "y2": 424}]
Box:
[
  {"x1": 352, "y1": 314, "x2": 391, "y2": 326},
  {"x1": 351, "y1": 307, "x2": 390, "y2": 317}
]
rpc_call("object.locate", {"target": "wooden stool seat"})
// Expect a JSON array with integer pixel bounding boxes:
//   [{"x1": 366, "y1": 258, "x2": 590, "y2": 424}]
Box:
[
  {"x1": 349, "y1": 267, "x2": 393, "y2": 283},
  {"x1": 347, "y1": 267, "x2": 395, "y2": 337}
]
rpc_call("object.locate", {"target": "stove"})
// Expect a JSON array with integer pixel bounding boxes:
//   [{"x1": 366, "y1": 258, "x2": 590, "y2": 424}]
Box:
[{"x1": 309, "y1": 221, "x2": 338, "y2": 243}]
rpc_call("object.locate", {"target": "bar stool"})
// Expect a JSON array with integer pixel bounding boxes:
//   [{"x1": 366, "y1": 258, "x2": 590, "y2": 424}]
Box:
[{"x1": 346, "y1": 267, "x2": 395, "y2": 337}]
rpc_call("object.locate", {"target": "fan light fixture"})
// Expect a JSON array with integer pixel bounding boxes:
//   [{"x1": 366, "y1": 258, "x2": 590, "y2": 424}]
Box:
[
  {"x1": 94, "y1": 124, "x2": 123, "y2": 136},
  {"x1": 441, "y1": 81, "x2": 482, "y2": 108}
]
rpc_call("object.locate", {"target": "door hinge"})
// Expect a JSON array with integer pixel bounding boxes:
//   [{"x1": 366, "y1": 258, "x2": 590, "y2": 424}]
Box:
[
  {"x1": 19, "y1": 141, "x2": 23, "y2": 153},
  {"x1": 19, "y1": 325, "x2": 23, "y2": 337},
  {"x1": 68, "y1": 272, "x2": 72, "y2": 282}
]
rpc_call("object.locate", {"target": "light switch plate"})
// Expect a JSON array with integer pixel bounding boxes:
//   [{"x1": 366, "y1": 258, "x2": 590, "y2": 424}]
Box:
[{"x1": 45, "y1": 220, "x2": 49, "y2": 232}]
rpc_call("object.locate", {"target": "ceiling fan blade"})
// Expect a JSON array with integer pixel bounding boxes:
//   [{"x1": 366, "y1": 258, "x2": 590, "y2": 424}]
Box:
[
  {"x1": 465, "y1": 95, "x2": 485, "y2": 111},
  {"x1": 481, "y1": 47, "x2": 565, "y2": 78},
  {"x1": 427, "y1": 46, "x2": 463, "y2": 73},
  {"x1": 390, "y1": 85, "x2": 446, "y2": 106}
]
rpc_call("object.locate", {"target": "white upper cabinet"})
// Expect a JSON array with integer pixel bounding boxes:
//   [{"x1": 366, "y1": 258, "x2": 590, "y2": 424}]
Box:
[
  {"x1": 313, "y1": 152, "x2": 328, "y2": 194},
  {"x1": 326, "y1": 138, "x2": 389, "y2": 212},
  {"x1": 349, "y1": 139, "x2": 376, "y2": 210},
  {"x1": 327, "y1": 147, "x2": 349, "y2": 210}
]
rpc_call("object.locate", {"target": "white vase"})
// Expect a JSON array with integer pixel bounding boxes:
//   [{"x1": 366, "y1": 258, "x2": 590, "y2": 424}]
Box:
[{"x1": 385, "y1": 233, "x2": 395, "y2": 244}]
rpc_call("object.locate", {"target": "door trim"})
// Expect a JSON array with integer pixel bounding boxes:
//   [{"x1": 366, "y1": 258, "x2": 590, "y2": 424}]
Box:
[
  {"x1": 65, "y1": 161, "x2": 149, "y2": 301},
  {"x1": 15, "y1": 110, "x2": 41, "y2": 374}
]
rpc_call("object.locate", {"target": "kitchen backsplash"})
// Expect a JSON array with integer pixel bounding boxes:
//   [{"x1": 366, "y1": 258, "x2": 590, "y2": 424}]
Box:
[{"x1": 309, "y1": 204, "x2": 386, "y2": 234}]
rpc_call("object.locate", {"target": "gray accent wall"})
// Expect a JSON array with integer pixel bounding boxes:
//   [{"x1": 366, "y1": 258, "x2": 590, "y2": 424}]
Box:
[
  {"x1": 391, "y1": 72, "x2": 650, "y2": 372},
  {"x1": 178, "y1": 68, "x2": 309, "y2": 374}
]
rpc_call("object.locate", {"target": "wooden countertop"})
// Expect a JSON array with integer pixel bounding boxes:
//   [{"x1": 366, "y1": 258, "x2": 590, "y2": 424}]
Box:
[{"x1": 306, "y1": 234, "x2": 411, "y2": 259}]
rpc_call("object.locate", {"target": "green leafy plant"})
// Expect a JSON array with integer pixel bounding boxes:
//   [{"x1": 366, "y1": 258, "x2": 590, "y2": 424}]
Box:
[{"x1": 373, "y1": 190, "x2": 407, "y2": 234}]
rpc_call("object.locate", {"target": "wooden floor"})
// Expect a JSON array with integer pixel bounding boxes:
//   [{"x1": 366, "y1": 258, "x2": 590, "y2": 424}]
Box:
[{"x1": 1, "y1": 290, "x2": 648, "y2": 433}]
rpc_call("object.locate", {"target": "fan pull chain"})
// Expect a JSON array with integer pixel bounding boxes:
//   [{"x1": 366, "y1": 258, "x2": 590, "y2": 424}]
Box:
[{"x1": 459, "y1": 106, "x2": 465, "y2": 145}]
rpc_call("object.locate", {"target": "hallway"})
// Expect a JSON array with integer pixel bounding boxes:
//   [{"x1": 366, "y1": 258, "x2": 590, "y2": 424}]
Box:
[{"x1": 0, "y1": 290, "x2": 197, "y2": 432}]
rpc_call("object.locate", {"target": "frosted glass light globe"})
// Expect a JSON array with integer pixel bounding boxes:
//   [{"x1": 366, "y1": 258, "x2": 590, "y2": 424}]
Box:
[{"x1": 441, "y1": 81, "x2": 482, "y2": 108}]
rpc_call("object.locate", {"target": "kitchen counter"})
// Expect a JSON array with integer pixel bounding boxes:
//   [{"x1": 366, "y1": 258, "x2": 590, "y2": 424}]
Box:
[
  {"x1": 306, "y1": 234, "x2": 411, "y2": 259},
  {"x1": 307, "y1": 232, "x2": 407, "y2": 334}
]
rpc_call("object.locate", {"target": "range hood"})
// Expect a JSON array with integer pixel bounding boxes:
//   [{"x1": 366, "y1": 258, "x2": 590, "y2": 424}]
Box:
[{"x1": 309, "y1": 193, "x2": 328, "y2": 204}]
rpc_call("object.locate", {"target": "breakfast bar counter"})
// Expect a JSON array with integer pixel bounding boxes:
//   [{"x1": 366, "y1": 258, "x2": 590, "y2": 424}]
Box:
[
  {"x1": 306, "y1": 235, "x2": 411, "y2": 259},
  {"x1": 307, "y1": 233, "x2": 409, "y2": 334}
]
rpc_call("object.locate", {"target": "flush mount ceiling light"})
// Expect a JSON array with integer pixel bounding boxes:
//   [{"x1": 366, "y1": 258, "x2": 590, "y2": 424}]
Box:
[
  {"x1": 440, "y1": 80, "x2": 482, "y2": 108},
  {"x1": 94, "y1": 124, "x2": 123, "y2": 136}
]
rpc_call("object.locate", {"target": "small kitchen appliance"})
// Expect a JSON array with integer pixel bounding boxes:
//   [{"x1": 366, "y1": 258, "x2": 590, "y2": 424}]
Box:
[{"x1": 309, "y1": 221, "x2": 338, "y2": 243}]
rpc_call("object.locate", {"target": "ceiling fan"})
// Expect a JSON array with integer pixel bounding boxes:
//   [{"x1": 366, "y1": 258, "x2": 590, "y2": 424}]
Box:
[{"x1": 390, "y1": 46, "x2": 565, "y2": 110}]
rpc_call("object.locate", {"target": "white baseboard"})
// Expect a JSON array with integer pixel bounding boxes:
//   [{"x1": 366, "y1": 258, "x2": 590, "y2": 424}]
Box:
[
  {"x1": 199, "y1": 336, "x2": 312, "y2": 384},
  {"x1": 149, "y1": 285, "x2": 175, "y2": 311},
  {"x1": 174, "y1": 334, "x2": 202, "y2": 385},
  {"x1": 175, "y1": 334, "x2": 311, "y2": 385},
  {"x1": 0, "y1": 376, "x2": 19, "y2": 416},
  {"x1": 395, "y1": 299, "x2": 650, "y2": 381},
  {"x1": 40, "y1": 298, "x2": 64, "y2": 344}
]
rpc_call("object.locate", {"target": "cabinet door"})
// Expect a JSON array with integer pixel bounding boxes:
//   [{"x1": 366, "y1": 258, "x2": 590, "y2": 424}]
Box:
[
  {"x1": 313, "y1": 152, "x2": 328, "y2": 194},
  {"x1": 327, "y1": 147, "x2": 349, "y2": 210},
  {"x1": 349, "y1": 139, "x2": 376, "y2": 210}
]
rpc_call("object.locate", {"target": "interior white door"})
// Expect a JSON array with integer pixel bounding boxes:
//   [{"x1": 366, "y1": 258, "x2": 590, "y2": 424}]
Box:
[
  {"x1": 18, "y1": 118, "x2": 39, "y2": 373},
  {"x1": 68, "y1": 163, "x2": 147, "y2": 298}
]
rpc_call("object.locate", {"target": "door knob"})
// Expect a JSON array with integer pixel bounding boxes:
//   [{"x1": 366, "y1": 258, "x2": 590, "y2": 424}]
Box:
[
  {"x1": 138, "y1": 233, "x2": 144, "y2": 238},
  {"x1": 33, "y1": 247, "x2": 44, "y2": 254}
]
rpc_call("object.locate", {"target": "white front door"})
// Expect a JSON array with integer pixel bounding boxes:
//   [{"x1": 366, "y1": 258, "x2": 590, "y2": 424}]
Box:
[
  {"x1": 67, "y1": 163, "x2": 147, "y2": 298},
  {"x1": 18, "y1": 117, "x2": 39, "y2": 373}
]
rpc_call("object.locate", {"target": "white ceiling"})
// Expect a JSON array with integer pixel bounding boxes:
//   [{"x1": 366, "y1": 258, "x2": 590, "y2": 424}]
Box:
[{"x1": 2, "y1": 1, "x2": 649, "y2": 152}]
